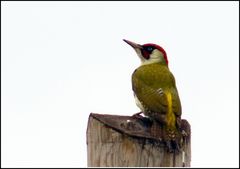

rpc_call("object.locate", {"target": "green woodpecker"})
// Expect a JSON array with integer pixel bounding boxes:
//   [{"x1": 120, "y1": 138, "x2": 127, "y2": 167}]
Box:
[{"x1": 123, "y1": 39, "x2": 182, "y2": 150}]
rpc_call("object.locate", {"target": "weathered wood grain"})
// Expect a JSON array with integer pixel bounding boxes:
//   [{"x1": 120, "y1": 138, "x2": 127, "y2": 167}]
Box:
[{"x1": 87, "y1": 113, "x2": 191, "y2": 167}]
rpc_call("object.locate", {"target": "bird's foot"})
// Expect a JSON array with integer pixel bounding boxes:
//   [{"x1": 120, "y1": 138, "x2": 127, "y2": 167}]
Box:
[
  {"x1": 132, "y1": 112, "x2": 143, "y2": 119},
  {"x1": 132, "y1": 112, "x2": 153, "y2": 127}
]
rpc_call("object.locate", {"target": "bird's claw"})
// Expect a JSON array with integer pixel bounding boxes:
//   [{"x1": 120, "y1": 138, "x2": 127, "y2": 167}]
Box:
[{"x1": 132, "y1": 112, "x2": 143, "y2": 119}]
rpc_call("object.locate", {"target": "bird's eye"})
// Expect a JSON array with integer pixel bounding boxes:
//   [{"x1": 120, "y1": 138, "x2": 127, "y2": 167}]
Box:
[{"x1": 147, "y1": 47, "x2": 153, "y2": 51}]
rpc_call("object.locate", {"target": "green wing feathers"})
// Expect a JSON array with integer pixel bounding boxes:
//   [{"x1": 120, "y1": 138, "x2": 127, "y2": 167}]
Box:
[{"x1": 132, "y1": 63, "x2": 182, "y2": 120}]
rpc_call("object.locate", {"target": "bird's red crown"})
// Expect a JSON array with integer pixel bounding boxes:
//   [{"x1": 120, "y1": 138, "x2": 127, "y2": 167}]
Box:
[{"x1": 142, "y1": 43, "x2": 168, "y2": 65}]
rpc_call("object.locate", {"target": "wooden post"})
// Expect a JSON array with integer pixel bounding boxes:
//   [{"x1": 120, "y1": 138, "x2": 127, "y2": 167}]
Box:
[{"x1": 87, "y1": 113, "x2": 191, "y2": 167}]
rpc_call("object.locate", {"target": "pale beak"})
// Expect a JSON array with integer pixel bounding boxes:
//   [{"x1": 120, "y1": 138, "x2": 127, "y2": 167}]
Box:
[{"x1": 123, "y1": 39, "x2": 143, "y2": 49}]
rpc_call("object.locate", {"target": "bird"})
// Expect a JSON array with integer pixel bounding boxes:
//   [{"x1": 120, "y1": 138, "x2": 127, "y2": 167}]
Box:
[{"x1": 123, "y1": 39, "x2": 183, "y2": 151}]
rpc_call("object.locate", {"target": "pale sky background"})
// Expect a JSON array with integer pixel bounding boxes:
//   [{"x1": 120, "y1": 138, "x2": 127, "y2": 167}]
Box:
[{"x1": 1, "y1": 1, "x2": 239, "y2": 168}]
